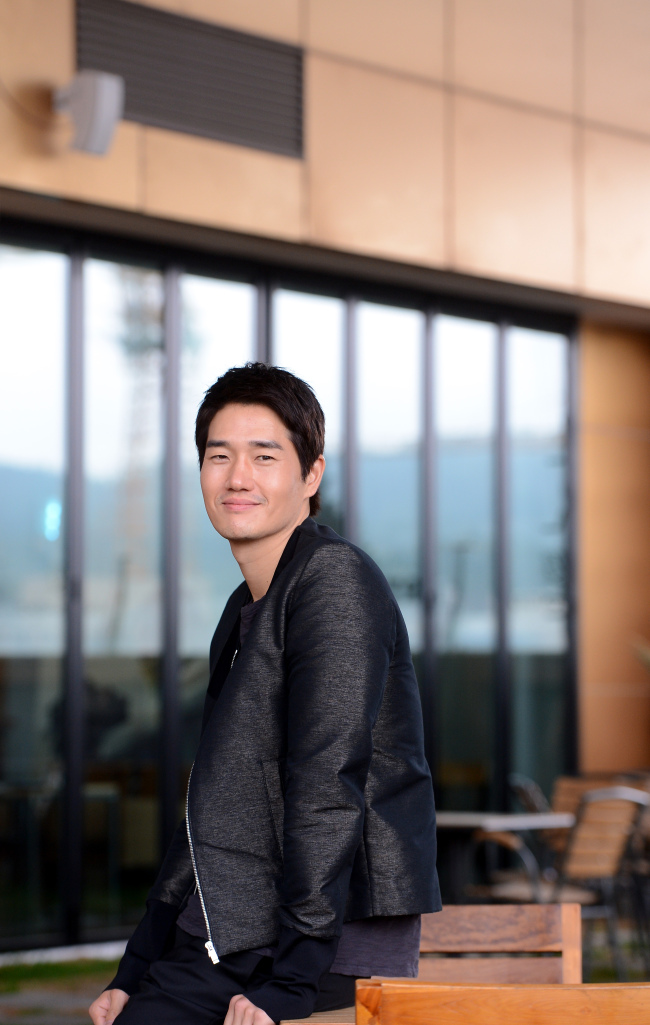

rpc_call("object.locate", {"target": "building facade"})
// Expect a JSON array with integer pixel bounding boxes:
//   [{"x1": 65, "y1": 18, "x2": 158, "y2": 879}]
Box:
[{"x1": 0, "y1": 0, "x2": 649, "y2": 949}]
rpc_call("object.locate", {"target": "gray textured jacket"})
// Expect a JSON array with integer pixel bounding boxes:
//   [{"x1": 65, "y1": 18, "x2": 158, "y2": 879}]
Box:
[{"x1": 149, "y1": 518, "x2": 441, "y2": 957}]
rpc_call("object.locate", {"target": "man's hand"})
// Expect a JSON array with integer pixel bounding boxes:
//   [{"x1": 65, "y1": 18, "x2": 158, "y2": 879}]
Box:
[
  {"x1": 89, "y1": 987, "x2": 129, "y2": 1024},
  {"x1": 225, "y1": 993, "x2": 275, "y2": 1025}
]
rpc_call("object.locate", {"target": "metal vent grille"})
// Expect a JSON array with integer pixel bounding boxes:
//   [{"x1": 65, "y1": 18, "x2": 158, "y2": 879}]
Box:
[{"x1": 76, "y1": 0, "x2": 303, "y2": 157}]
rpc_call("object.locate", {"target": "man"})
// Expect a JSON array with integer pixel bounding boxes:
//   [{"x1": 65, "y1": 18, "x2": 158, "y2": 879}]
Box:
[{"x1": 90, "y1": 362, "x2": 440, "y2": 1025}]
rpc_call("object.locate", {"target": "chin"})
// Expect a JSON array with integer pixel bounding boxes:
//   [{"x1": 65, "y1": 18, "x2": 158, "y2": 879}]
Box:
[{"x1": 214, "y1": 515, "x2": 266, "y2": 542}]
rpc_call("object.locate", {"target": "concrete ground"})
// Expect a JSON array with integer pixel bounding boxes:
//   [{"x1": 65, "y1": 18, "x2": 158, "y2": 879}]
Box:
[{"x1": 0, "y1": 973, "x2": 105, "y2": 1024}]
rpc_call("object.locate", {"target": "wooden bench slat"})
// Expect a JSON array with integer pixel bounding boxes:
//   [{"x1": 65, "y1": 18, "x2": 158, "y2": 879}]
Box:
[
  {"x1": 420, "y1": 904, "x2": 565, "y2": 952},
  {"x1": 418, "y1": 955, "x2": 563, "y2": 983},
  {"x1": 363, "y1": 981, "x2": 650, "y2": 1025},
  {"x1": 281, "y1": 1009, "x2": 355, "y2": 1025}
]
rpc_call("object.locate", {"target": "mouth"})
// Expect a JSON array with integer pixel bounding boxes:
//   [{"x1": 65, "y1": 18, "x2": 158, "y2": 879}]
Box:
[{"x1": 221, "y1": 500, "x2": 260, "y2": 511}]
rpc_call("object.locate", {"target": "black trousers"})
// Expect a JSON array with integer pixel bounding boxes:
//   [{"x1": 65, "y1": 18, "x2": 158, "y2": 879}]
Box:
[{"x1": 116, "y1": 928, "x2": 357, "y2": 1025}]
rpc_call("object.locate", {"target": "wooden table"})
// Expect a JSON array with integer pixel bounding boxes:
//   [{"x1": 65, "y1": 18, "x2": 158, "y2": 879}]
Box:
[{"x1": 435, "y1": 811, "x2": 575, "y2": 903}]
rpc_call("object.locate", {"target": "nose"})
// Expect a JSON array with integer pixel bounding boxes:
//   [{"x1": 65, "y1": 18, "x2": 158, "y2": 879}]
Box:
[{"x1": 226, "y1": 452, "x2": 253, "y2": 490}]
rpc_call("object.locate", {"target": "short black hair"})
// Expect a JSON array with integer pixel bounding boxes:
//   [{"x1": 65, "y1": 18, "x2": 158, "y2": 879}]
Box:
[{"x1": 195, "y1": 362, "x2": 325, "y2": 516}]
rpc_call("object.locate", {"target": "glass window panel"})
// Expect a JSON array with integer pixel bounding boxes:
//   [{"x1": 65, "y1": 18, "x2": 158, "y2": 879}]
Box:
[
  {"x1": 507, "y1": 327, "x2": 569, "y2": 796},
  {"x1": 356, "y1": 302, "x2": 423, "y2": 654},
  {"x1": 180, "y1": 275, "x2": 255, "y2": 760},
  {"x1": 434, "y1": 315, "x2": 497, "y2": 810},
  {"x1": 272, "y1": 289, "x2": 345, "y2": 533},
  {"x1": 0, "y1": 244, "x2": 67, "y2": 944},
  {"x1": 83, "y1": 259, "x2": 164, "y2": 933}
]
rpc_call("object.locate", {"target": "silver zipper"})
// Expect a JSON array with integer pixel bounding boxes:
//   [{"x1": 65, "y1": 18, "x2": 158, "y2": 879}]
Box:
[
  {"x1": 230, "y1": 648, "x2": 238, "y2": 669},
  {"x1": 186, "y1": 763, "x2": 219, "y2": 964}
]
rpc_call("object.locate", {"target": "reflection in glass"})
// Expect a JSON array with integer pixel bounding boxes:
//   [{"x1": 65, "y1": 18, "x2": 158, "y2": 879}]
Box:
[
  {"x1": 434, "y1": 316, "x2": 497, "y2": 809},
  {"x1": 83, "y1": 260, "x2": 164, "y2": 933},
  {"x1": 273, "y1": 289, "x2": 345, "y2": 533},
  {"x1": 0, "y1": 244, "x2": 67, "y2": 943},
  {"x1": 180, "y1": 275, "x2": 255, "y2": 759},
  {"x1": 507, "y1": 328, "x2": 569, "y2": 796},
  {"x1": 357, "y1": 302, "x2": 423, "y2": 654}
]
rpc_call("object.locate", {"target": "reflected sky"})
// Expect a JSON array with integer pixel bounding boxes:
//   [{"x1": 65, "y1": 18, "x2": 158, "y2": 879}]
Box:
[
  {"x1": 84, "y1": 261, "x2": 164, "y2": 656},
  {"x1": 181, "y1": 275, "x2": 255, "y2": 466},
  {"x1": 435, "y1": 316, "x2": 497, "y2": 653},
  {"x1": 357, "y1": 302, "x2": 423, "y2": 651},
  {"x1": 0, "y1": 246, "x2": 66, "y2": 473},
  {"x1": 273, "y1": 289, "x2": 344, "y2": 454},
  {"x1": 180, "y1": 275, "x2": 256, "y2": 656},
  {"x1": 508, "y1": 328, "x2": 567, "y2": 437},
  {"x1": 273, "y1": 289, "x2": 345, "y2": 532},
  {"x1": 436, "y1": 315, "x2": 496, "y2": 439}
]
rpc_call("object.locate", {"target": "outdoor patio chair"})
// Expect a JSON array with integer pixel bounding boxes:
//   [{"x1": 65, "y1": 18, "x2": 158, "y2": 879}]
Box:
[{"x1": 474, "y1": 785, "x2": 650, "y2": 979}]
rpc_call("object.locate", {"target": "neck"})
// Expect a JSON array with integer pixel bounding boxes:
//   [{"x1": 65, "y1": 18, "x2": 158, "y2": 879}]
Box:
[{"x1": 230, "y1": 509, "x2": 309, "y2": 601}]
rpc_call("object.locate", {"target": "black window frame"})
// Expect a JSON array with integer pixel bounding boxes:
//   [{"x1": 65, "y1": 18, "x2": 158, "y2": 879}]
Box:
[{"x1": 0, "y1": 217, "x2": 578, "y2": 944}]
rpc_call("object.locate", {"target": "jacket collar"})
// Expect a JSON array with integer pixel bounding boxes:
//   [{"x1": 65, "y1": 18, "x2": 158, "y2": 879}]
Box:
[{"x1": 206, "y1": 517, "x2": 318, "y2": 698}]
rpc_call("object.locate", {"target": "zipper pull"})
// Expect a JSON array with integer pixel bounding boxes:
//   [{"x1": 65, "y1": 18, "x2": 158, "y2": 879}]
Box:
[{"x1": 205, "y1": 940, "x2": 219, "y2": 964}]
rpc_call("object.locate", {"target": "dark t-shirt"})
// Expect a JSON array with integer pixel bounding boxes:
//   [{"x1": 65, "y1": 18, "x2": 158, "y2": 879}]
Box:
[{"x1": 177, "y1": 595, "x2": 421, "y2": 978}]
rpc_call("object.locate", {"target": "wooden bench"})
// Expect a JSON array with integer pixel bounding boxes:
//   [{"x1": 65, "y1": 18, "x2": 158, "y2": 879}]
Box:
[
  {"x1": 281, "y1": 903, "x2": 581, "y2": 1024},
  {"x1": 356, "y1": 979, "x2": 650, "y2": 1025}
]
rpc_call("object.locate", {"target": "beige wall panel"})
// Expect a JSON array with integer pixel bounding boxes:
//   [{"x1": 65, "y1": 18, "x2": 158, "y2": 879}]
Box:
[
  {"x1": 580, "y1": 430, "x2": 650, "y2": 682},
  {"x1": 143, "y1": 128, "x2": 303, "y2": 239},
  {"x1": 581, "y1": 686, "x2": 650, "y2": 773},
  {"x1": 0, "y1": 118, "x2": 141, "y2": 210},
  {"x1": 583, "y1": 0, "x2": 650, "y2": 134},
  {"x1": 132, "y1": 0, "x2": 301, "y2": 42},
  {"x1": 581, "y1": 323, "x2": 650, "y2": 432},
  {"x1": 453, "y1": 0, "x2": 574, "y2": 113},
  {"x1": 0, "y1": 0, "x2": 139, "y2": 209},
  {"x1": 579, "y1": 322, "x2": 650, "y2": 773},
  {"x1": 583, "y1": 128, "x2": 650, "y2": 306},
  {"x1": 0, "y1": 0, "x2": 73, "y2": 83},
  {"x1": 307, "y1": 57, "x2": 445, "y2": 265},
  {"x1": 453, "y1": 96, "x2": 575, "y2": 289},
  {"x1": 307, "y1": 0, "x2": 444, "y2": 79}
]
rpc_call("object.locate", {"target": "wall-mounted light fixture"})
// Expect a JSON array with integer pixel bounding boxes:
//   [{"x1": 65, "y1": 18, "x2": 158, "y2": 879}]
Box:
[{"x1": 54, "y1": 70, "x2": 125, "y2": 155}]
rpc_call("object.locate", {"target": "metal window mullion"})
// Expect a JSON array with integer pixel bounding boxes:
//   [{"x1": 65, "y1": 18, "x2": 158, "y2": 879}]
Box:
[
  {"x1": 494, "y1": 320, "x2": 511, "y2": 812},
  {"x1": 161, "y1": 266, "x2": 182, "y2": 853},
  {"x1": 565, "y1": 326, "x2": 580, "y2": 775},
  {"x1": 422, "y1": 309, "x2": 438, "y2": 772},
  {"x1": 63, "y1": 252, "x2": 85, "y2": 944},
  {"x1": 344, "y1": 296, "x2": 358, "y2": 544},
  {"x1": 257, "y1": 279, "x2": 272, "y2": 363}
]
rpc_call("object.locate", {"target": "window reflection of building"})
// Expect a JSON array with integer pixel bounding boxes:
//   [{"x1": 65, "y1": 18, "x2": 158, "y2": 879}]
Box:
[
  {"x1": 0, "y1": 245, "x2": 67, "y2": 944},
  {"x1": 0, "y1": 239, "x2": 575, "y2": 946},
  {"x1": 83, "y1": 261, "x2": 165, "y2": 932}
]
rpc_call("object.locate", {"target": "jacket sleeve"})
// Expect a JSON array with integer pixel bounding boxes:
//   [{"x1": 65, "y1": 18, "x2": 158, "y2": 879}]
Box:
[
  {"x1": 106, "y1": 818, "x2": 194, "y2": 994},
  {"x1": 105, "y1": 898, "x2": 179, "y2": 995},
  {"x1": 277, "y1": 543, "x2": 396, "y2": 939},
  {"x1": 146, "y1": 817, "x2": 195, "y2": 909}
]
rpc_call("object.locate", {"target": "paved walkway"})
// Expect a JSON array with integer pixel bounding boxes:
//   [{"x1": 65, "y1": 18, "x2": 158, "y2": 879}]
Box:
[{"x1": 0, "y1": 980, "x2": 97, "y2": 1024}]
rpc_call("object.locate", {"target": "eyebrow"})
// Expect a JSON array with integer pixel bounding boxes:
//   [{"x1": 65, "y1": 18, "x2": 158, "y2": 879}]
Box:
[{"x1": 206, "y1": 439, "x2": 284, "y2": 450}]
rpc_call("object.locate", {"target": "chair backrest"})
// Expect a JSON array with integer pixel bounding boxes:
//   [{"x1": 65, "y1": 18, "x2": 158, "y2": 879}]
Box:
[
  {"x1": 356, "y1": 979, "x2": 650, "y2": 1025},
  {"x1": 550, "y1": 775, "x2": 617, "y2": 815},
  {"x1": 509, "y1": 772, "x2": 550, "y2": 814},
  {"x1": 560, "y1": 786, "x2": 650, "y2": 882},
  {"x1": 419, "y1": 904, "x2": 581, "y2": 983}
]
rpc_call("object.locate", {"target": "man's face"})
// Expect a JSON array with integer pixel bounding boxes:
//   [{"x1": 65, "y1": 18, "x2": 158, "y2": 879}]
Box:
[{"x1": 200, "y1": 403, "x2": 322, "y2": 543}]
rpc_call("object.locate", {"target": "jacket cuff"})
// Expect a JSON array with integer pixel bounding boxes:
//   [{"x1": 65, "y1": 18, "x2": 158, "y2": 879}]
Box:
[
  {"x1": 246, "y1": 926, "x2": 339, "y2": 1023},
  {"x1": 105, "y1": 898, "x2": 178, "y2": 996}
]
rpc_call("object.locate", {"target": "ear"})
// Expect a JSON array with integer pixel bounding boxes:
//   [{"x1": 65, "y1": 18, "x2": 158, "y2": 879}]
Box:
[{"x1": 305, "y1": 454, "x2": 326, "y2": 496}]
